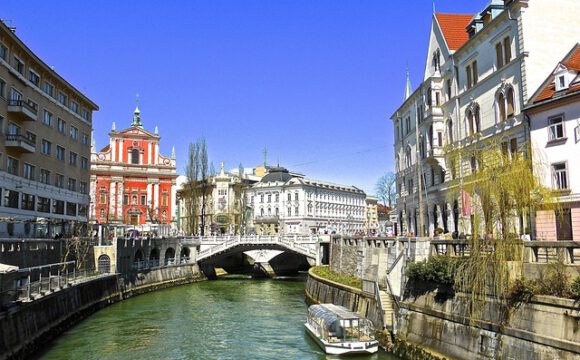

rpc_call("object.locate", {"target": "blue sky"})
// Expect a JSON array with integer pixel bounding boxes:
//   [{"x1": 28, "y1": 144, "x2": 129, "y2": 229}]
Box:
[{"x1": 3, "y1": 0, "x2": 487, "y2": 195}]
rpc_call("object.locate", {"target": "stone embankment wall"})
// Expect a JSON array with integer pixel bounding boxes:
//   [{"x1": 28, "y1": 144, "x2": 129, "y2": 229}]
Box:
[
  {"x1": 305, "y1": 268, "x2": 383, "y2": 329},
  {"x1": 0, "y1": 263, "x2": 204, "y2": 360},
  {"x1": 399, "y1": 291, "x2": 580, "y2": 360}
]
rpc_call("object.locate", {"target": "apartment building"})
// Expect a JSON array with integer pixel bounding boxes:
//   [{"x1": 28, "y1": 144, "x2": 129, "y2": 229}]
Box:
[
  {"x1": 390, "y1": 0, "x2": 580, "y2": 237},
  {"x1": 0, "y1": 21, "x2": 98, "y2": 237},
  {"x1": 527, "y1": 44, "x2": 580, "y2": 240}
]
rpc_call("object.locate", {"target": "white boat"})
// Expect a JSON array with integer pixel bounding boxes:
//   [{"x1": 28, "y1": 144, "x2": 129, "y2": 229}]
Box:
[{"x1": 305, "y1": 304, "x2": 379, "y2": 355}]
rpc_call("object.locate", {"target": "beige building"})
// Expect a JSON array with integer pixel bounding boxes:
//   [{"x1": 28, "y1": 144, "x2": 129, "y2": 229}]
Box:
[
  {"x1": 0, "y1": 21, "x2": 98, "y2": 237},
  {"x1": 365, "y1": 196, "x2": 379, "y2": 236}
]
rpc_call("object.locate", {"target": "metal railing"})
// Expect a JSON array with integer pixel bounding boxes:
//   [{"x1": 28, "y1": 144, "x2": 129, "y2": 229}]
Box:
[
  {"x1": 5, "y1": 133, "x2": 36, "y2": 147},
  {"x1": 524, "y1": 241, "x2": 580, "y2": 264},
  {"x1": 8, "y1": 99, "x2": 38, "y2": 114}
]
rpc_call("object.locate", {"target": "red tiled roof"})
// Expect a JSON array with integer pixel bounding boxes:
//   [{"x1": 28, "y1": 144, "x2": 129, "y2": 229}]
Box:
[
  {"x1": 532, "y1": 45, "x2": 580, "y2": 104},
  {"x1": 435, "y1": 13, "x2": 473, "y2": 51},
  {"x1": 99, "y1": 145, "x2": 110, "y2": 153}
]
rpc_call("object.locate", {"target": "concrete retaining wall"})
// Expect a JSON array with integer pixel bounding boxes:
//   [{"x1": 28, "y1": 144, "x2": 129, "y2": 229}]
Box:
[
  {"x1": 399, "y1": 291, "x2": 580, "y2": 360},
  {"x1": 0, "y1": 263, "x2": 204, "y2": 360},
  {"x1": 305, "y1": 268, "x2": 382, "y2": 329}
]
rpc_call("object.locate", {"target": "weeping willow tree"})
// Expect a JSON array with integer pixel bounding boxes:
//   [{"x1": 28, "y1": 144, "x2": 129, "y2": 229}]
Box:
[{"x1": 444, "y1": 136, "x2": 557, "y2": 323}]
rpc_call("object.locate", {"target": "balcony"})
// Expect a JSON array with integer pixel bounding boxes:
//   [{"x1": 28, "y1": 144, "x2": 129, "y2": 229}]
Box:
[
  {"x1": 5, "y1": 134, "x2": 36, "y2": 153},
  {"x1": 7, "y1": 99, "x2": 38, "y2": 121}
]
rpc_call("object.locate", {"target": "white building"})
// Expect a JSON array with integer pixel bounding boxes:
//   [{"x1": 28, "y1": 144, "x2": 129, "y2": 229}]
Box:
[
  {"x1": 248, "y1": 167, "x2": 366, "y2": 235},
  {"x1": 390, "y1": 0, "x2": 580, "y2": 237},
  {"x1": 527, "y1": 44, "x2": 580, "y2": 240}
]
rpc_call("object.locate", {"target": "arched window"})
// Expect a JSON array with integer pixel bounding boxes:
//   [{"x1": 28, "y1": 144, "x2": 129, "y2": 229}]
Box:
[
  {"x1": 498, "y1": 93, "x2": 506, "y2": 122},
  {"x1": 427, "y1": 87, "x2": 432, "y2": 107},
  {"x1": 474, "y1": 106, "x2": 481, "y2": 133},
  {"x1": 428, "y1": 125, "x2": 434, "y2": 149},
  {"x1": 506, "y1": 87, "x2": 515, "y2": 117},
  {"x1": 131, "y1": 149, "x2": 139, "y2": 164},
  {"x1": 467, "y1": 110, "x2": 474, "y2": 135},
  {"x1": 405, "y1": 146, "x2": 412, "y2": 168},
  {"x1": 447, "y1": 120, "x2": 454, "y2": 144}
]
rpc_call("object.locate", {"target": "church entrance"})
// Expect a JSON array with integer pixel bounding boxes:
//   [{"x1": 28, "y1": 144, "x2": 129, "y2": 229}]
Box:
[{"x1": 130, "y1": 215, "x2": 139, "y2": 225}]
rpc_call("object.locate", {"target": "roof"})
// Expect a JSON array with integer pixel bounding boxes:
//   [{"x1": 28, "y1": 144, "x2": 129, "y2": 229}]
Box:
[
  {"x1": 435, "y1": 13, "x2": 473, "y2": 51},
  {"x1": 260, "y1": 167, "x2": 293, "y2": 183},
  {"x1": 530, "y1": 44, "x2": 580, "y2": 105}
]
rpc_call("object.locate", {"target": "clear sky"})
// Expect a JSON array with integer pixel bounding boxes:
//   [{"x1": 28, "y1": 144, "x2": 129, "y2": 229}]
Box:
[{"x1": 3, "y1": 0, "x2": 487, "y2": 195}]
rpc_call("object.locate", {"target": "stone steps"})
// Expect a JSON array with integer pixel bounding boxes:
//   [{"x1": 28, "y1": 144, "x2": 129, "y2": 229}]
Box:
[{"x1": 378, "y1": 290, "x2": 395, "y2": 327}]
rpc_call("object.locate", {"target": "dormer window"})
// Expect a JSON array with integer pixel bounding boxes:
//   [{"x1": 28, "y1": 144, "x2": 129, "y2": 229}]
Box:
[{"x1": 556, "y1": 75, "x2": 569, "y2": 91}]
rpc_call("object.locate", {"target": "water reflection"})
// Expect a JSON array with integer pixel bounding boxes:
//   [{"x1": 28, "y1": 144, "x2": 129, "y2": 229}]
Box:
[{"x1": 38, "y1": 276, "x2": 398, "y2": 360}]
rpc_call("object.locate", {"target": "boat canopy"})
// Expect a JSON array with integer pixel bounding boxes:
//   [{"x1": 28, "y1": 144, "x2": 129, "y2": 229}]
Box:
[{"x1": 308, "y1": 304, "x2": 361, "y2": 329}]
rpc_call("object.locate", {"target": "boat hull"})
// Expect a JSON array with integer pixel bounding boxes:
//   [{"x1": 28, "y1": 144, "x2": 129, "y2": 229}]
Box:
[{"x1": 304, "y1": 323, "x2": 379, "y2": 355}]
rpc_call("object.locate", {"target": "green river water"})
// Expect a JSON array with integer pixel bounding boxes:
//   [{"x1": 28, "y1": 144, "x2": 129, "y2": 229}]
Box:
[{"x1": 38, "y1": 276, "x2": 400, "y2": 360}]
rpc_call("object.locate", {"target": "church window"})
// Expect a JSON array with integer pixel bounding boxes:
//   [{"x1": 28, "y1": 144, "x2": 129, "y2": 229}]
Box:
[{"x1": 131, "y1": 149, "x2": 139, "y2": 164}]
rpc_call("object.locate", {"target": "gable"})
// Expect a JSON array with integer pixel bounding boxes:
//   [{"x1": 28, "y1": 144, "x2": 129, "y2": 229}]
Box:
[
  {"x1": 116, "y1": 126, "x2": 158, "y2": 139},
  {"x1": 424, "y1": 14, "x2": 453, "y2": 80}
]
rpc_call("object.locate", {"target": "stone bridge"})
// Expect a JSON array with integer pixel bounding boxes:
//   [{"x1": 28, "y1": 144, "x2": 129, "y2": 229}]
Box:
[{"x1": 190, "y1": 235, "x2": 328, "y2": 278}]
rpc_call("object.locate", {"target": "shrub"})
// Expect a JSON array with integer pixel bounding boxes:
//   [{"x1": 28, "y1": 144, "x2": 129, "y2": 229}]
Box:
[
  {"x1": 571, "y1": 277, "x2": 580, "y2": 300},
  {"x1": 535, "y1": 260, "x2": 572, "y2": 298},
  {"x1": 406, "y1": 256, "x2": 463, "y2": 287},
  {"x1": 508, "y1": 279, "x2": 535, "y2": 308}
]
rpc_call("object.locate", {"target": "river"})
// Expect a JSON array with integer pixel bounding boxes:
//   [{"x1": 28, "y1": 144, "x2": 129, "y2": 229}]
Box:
[{"x1": 38, "y1": 276, "x2": 399, "y2": 360}]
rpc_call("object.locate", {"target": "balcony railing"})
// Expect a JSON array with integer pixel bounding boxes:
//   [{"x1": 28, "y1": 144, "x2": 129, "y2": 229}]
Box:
[
  {"x1": 7, "y1": 99, "x2": 38, "y2": 121},
  {"x1": 5, "y1": 134, "x2": 36, "y2": 153}
]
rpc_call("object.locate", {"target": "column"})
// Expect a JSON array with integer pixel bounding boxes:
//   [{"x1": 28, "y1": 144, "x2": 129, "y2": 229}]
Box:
[
  {"x1": 110, "y1": 138, "x2": 116, "y2": 163},
  {"x1": 153, "y1": 183, "x2": 159, "y2": 209},
  {"x1": 147, "y1": 183, "x2": 152, "y2": 207},
  {"x1": 117, "y1": 181, "x2": 124, "y2": 219},
  {"x1": 109, "y1": 181, "x2": 116, "y2": 220},
  {"x1": 171, "y1": 180, "x2": 177, "y2": 223},
  {"x1": 154, "y1": 143, "x2": 159, "y2": 165},
  {"x1": 148, "y1": 142, "x2": 152, "y2": 165},
  {"x1": 118, "y1": 139, "x2": 124, "y2": 162}
]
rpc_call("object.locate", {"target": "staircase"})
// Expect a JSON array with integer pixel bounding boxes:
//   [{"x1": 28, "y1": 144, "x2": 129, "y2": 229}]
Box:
[{"x1": 379, "y1": 289, "x2": 395, "y2": 328}]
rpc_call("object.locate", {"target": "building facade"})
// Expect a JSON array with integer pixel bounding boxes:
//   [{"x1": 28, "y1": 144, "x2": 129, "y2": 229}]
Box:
[
  {"x1": 527, "y1": 44, "x2": 580, "y2": 240},
  {"x1": 0, "y1": 21, "x2": 98, "y2": 238},
  {"x1": 391, "y1": 0, "x2": 580, "y2": 238},
  {"x1": 365, "y1": 196, "x2": 379, "y2": 236},
  {"x1": 90, "y1": 107, "x2": 177, "y2": 228},
  {"x1": 248, "y1": 167, "x2": 366, "y2": 235}
]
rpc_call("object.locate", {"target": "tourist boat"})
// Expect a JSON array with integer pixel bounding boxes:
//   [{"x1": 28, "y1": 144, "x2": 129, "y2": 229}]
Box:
[{"x1": 305, "y1": 304, "x2": 379, "y2": 355}]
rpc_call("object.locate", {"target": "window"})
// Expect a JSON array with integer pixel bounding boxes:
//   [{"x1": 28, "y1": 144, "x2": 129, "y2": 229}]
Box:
[
  {"x1": 43, "y1": 82, "x2": 54, "y2": 97},
  {"x1": 56, "y1": 146, "x2": 65, "y2": 161},
  {"x1": 407, "y1": 178, "x2": 414, "y2": 193},
  {"x1": 81, "y1": 109, "x2": 90, "y2": 121},
  {"x1": 58, "y1": 92, "x2": 67, "y2": 106},
  {"x1": 552, "y1": 163, "x2": 568, "y2": 190},
  {"x1": 447, "y1": 120, "x2": 454, "y2": 144},
  {"x1": 287, "y1": 193, "x2": 291, "y2": 201},
  {"x1": 450, "y1": 159, "x2": 456, "y2": 180},
  {"x1": 295, "y1": 193, "x2": 299, "y2": 201},
  {"x1": 81, "y1": 133, "x2": 90, "y2": 145},
  {"x1": 128, "y1": 148, "x2": 139, "y2": 164},
  {"x1": 437, "y1": 132, "x2": 443, "y2": 147},
  {"x1": 70, "y1": 126, "x2": 79, "y2": 140},
  {"x1": 4, "y1": 189, "x2": 19, "y2": 208},
  {"x1": 466, "y1": 65, "x2": 472, "y2": 89},
  {"x1": 267, "y1": 194, "x2": 271, "y2": 203},
  {"x1": 66, "y1": 202, "x2": 77, "y2": 216},
  {"x1": 68, "y1": 178, "x2": 76, "y2": 191},
  {"x1": 53, "y1": 200, "x2": 65, "y2": 215},
  {"x1": 40, "y1": 169, "x2": 50, "y2": 184},
  {"x1": 38, "y1": 197, "x2": 51, "y2": 213},
  {"x1": 506, "y1": 88, "x2": 515, "y2": 117},
  {"x1": 123, "y1": 194, "x2": 129, "y2": 205},
  {"x1": 41, "y1": 139, "x2": 51, "y2": 155},
  {"x1": 0, "y1": 43, "x2": 7, "y2": 60},
  {"x1": 57, "y1": 118, "x2": 66, "y2": 133},
  {"x1": 0, "y1": 78, "x2": 5, "y2": 98},
  {"x1": 288, "y1": 207, "x2": 291, "y2": 216},
  {"x1": 472, "y1": 61, "x2": 478, "y2": 85},
  {"x1": 498, "y1": 93, "x2": 506, "y2": 122},
  {"x1": 446, "y1": 79, "x2": 452, "y2": 101},
  {"x1": 69, "y1": 152, "x2": 77, "y2": 166},
  {"x1": 503, "y1": 37, "x2": 511, "y2": 63},
  {"x1": 260, "y1": 194, "x2": 264, "y2": 203},
  {"x1": 496, "y1": 43, "x2": 504, "y2": 69},
  {"x1": 55, "y1": 174, "x2": 64, "y2": 188},
  {"x1": 21, "y1": 193, "x2": 35, "y2": 211},
  {"x1": 23, "y1": 163, "x2": 35, "y2": 180},
  {"x1": 25, "y1": 131, "x2": 36, "y2": 145},
  {"x1": 81, "y1": 157, "x2": 89, "y2": 170},
  {"x1": 70, "y1": 101, "x2": 79, "y2": 114},
  {"x1": 556, "y1": 208, "x2": 573, "y2": 241},
  {"x1": 162, "y1": 193, "x2": 168, "y2": 206},
  {"x1": 295, "y1": 206, "x2": 299, "y2": 216},
  {"x1": 548, "y1": 115, "x2": 565, "y2": 141},
  {"x1": 14, "y1": 57, "x2": 24, "y2": 74},
  {"x1": 7, "y1": 157, "x2": 18, "y2": 175},
  {"x1": 140, "y1": 195, "x2": 146, "y2": 205},
  {"x1": 43, "y1": 110, "x2": 53, "y2": 126},
  {"x1": 509, "y1": 138, "x2": 518, "y2": 159},
  {"x1": 275, "y1": 193, "x2": 279, "y2": 202},
  {"x1": 10, "y1": 88, "x2": 22, "y2": 102},
  {"x1": 28, "y1": 69, "x2": 40, "y2": 86},
  {"x1": 405, "y1": 146, "x2": 412, "y2": 168},
  {"x1": 470, "y1": 156, "x2": 479, "y2": 174}
]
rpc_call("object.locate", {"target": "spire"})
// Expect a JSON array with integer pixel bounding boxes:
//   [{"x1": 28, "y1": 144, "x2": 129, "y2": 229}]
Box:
[
  {"x1": 131, "y1": 94, "x2": 142, "y2": 127},
  {"x1": 171, "y1": 146, "x2": 176, "y2": 159},
  {"x1": 112, "y1": 121, "x2": 116, "y2": 131},
  {"x1": 404, "y1": 67, "x2": 412, "y2": 100},
  {"x1": 154, "y1": 125, "x2": 158, "y2": 135},
  {"x1": 433, "y1": 0, "x2": 436, "y2": 14},
  {"x1": 220, "y1": 162, "x2": 225, "y2": 175}
]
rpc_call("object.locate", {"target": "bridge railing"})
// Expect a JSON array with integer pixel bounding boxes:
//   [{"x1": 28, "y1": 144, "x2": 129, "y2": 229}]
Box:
[{"x1": 524, "y1": 241, "x2": 580, "y2": 264}]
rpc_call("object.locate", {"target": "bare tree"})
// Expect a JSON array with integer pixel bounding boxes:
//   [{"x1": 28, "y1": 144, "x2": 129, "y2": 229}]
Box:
[
  {"x1": 184, "y1": 138, "x2": 211, "y2": 235},
  {"x1": 375, "y1": 172, "x2": 397, "y2": 207}
]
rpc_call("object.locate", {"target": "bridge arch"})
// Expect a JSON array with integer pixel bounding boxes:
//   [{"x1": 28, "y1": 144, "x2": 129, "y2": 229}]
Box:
[
  {"x1": 150, "y1": 248, "x2": 160, "y2": 267},
  {"x1": 165, "y1": 247, "x2": 176, "y2": 265},
  {"x1": 180, "y1": 247, "x2": 191, "y2": 263}
]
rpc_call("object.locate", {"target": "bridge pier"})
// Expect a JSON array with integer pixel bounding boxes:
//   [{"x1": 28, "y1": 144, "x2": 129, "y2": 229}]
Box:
[{"x1": 253, "y1": 262, "x2": 276, "y2": 278}]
